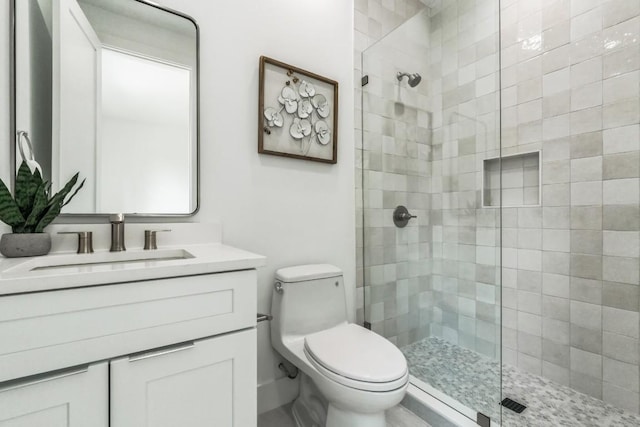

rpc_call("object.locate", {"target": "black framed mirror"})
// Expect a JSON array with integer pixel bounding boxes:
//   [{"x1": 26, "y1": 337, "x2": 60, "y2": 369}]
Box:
[{"x1": 11, "y1": 0, "x2": 199, "y2": 216}]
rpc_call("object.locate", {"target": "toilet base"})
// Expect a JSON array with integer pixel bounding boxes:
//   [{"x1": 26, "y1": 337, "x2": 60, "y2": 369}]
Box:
[
  {"x1": 326, "y1": 404, "x2": 386, "y2": 427},
  {"x1": 291, "y1": 372, "x2": 391, "y2": 427},
  {"x1": 291, "y1": 373, "x2": 328, "y2": 427}
]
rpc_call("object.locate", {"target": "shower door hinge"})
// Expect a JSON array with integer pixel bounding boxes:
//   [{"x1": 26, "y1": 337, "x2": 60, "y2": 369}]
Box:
[
  {"x1": 476, "y1": 412, "x2": 490, "y2": 427},
  {"x1": 361, "y1": 75, "x2": 369, "y2": 86},
  {"x1": 364, "y1": 321, "x2": 371, "y2": 330}
]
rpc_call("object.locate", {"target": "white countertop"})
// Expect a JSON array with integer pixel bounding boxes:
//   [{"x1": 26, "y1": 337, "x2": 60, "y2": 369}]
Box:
[{"x1": 0, "y1": 243, "x2": 266, "y2": 296}]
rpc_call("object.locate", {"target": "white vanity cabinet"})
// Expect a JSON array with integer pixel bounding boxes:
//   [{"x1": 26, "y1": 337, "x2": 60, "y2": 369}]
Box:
[
  {"x1": 0, "y1": 362, "x2": 108, "y2": 427},
  {"x1": 110, "y1": 330, "x2": 256, "y2": 427},
  {"x1": 0, "y1": 259, "x2": 262, "y2": 427}
]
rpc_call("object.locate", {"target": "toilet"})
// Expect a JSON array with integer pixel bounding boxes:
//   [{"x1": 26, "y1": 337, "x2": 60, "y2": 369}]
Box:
[{"x1": 271, "y1": 264, "x2": 409, "y2": 427}]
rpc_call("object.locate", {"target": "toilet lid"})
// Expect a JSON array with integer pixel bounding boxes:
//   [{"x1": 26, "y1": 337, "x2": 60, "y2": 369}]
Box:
[{"x1": 304, "y1": 324, "x2": 407, "y2": 383}]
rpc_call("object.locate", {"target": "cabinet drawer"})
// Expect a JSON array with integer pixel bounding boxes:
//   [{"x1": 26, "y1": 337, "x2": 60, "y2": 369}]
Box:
[{"x1": 0, "y1": 270, "x2": 257, "y2": 382}]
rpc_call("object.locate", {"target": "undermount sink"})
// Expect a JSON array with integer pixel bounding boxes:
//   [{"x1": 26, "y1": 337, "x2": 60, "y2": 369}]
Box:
[{"x1": 4, "y1": 248, "x2": 195, "y2": 275}]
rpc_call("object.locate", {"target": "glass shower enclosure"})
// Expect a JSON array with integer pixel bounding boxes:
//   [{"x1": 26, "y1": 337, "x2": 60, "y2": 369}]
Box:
[
  {"x1": 360, "y1": 1, "x2": 640, "y2": 426},
  {"x1": 360, "y1": 1, "x2": 502, "y2": 425}
]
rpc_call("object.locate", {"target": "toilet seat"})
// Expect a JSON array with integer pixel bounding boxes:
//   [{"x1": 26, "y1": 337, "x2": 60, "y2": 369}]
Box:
[{"x1": 303, "y1": 324, "x2": 409, "y2": 392}]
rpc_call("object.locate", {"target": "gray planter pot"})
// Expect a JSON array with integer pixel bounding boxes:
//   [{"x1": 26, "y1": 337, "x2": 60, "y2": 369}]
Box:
[{"x1": 0, "y1": 233, "x2": 52, "y2": 258}]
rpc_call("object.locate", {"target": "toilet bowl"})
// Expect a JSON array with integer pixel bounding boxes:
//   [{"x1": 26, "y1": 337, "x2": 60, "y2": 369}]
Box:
[{"x1": 271, "y1": 264, "x2": 409, "y2": 427}]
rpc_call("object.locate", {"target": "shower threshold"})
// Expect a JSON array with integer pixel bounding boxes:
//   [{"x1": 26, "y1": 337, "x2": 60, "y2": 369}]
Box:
[{"x1": 401, "y1": 337, "x2": 640, "y2": 427}]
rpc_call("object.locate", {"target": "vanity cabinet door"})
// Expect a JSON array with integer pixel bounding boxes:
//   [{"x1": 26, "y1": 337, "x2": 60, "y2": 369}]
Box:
[
  {"x1": 0, "y1": 362, "x2": 108, "y2": 427},
  {"x1": 110, "y1": 329, "x2": 256, "y2": 427}
]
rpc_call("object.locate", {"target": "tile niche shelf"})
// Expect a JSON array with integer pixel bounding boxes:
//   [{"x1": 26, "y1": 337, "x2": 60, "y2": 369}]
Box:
[{"x1": 482, "y1": 150, "x2": 541, "y2": 208}]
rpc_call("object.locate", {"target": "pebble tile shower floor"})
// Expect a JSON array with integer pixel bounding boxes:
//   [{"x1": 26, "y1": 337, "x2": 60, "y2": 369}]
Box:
[{"x1": 402, "y1": 337, "x2": 640, "y2": 426}]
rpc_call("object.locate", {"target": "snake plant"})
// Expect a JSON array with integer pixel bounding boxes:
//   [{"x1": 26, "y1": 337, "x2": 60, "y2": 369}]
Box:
[{"x1": 0, "y1": 161, "x2": 85, "y2": 233}]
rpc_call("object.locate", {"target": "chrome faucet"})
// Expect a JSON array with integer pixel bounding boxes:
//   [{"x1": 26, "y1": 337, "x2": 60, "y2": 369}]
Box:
[{"x1": 109, "y1": 213, "x2": 126, "y2": 252}]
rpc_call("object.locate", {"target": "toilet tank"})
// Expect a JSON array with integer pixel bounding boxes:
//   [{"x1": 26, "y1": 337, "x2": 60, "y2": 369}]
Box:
[{"x1": 271, "y1": 264, "x2": 347, "y2": 340}]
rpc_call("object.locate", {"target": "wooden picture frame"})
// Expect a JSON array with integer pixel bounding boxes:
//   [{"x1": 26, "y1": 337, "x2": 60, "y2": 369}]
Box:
[{"x1": 258, "y1": 56, "x2": 338, "y2": 164}]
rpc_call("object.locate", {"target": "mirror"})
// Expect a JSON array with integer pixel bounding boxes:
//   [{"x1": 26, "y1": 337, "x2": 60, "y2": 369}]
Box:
[{"x1": 13, "y1": 0, "x2": 199, "y2": 215}]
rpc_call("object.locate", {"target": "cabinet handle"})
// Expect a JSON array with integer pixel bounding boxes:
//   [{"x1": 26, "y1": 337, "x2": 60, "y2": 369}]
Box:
[
  {"x1": 129, "y1": 341, "x2": 195, "y2": 362},
  {"x1": 0, "y1": 365, "x2": 88, "y2": 393}
]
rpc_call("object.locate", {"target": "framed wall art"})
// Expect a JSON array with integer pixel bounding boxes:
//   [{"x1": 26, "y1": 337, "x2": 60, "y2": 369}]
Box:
[{"x1": 258, "y1": 56, "x2": 338, "y2": 164}]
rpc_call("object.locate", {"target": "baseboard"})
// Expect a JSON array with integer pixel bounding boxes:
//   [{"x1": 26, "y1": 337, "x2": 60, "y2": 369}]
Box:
[{"x1": 257, "y1": 375, "x2": 300, "y2": 414}]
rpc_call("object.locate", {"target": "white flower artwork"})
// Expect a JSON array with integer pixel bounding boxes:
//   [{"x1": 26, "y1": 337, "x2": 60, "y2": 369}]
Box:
[{"x1": 259, "y1": 56, "x2": 338, "y2": 164}]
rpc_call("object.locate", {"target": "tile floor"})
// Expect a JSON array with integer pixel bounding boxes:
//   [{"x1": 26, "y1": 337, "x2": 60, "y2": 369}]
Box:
[
  {"x1": 403, "y1": 337, "x2": 640, "y2": 426},
  {"x1": 257, "y1": 402, "x2": 432, "y2": 427}
]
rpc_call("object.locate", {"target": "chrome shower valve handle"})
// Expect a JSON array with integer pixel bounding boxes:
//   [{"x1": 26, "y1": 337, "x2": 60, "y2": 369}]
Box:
[{"x1": 393, "y1": 206, "x2": 417, "y2": 228}]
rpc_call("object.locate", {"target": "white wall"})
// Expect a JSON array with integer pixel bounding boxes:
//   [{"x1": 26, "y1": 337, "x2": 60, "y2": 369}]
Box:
[{"x1": 0, "y1": 0, "x2": 355, "y2": 411}]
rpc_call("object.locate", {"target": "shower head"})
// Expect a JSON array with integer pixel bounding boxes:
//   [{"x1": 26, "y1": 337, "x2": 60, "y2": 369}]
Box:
[{"x1": 396, "y1": 71, "x2": 422, "y2": 87}]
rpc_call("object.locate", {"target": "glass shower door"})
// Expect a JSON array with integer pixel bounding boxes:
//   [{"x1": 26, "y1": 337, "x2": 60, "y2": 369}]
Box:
[{"x1": 360, "y1": 2, "x2": 502, "y2": 425}]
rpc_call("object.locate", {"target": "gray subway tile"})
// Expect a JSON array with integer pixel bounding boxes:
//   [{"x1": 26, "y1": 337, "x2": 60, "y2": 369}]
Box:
[
  {"x1": 543, "y1": 339, "x2": 570, "y2": 368},
  {"x1": 518, "y1": 331, "x2": 542, "y2": 358},
  {"x1": 570, "y1": 156, "x2": 603, "y2": 182},
  {"x1": 603, "y1": 205, "x2": 640, "y2": 231},
  {"x1": 603, "y1": 152, "x2": 640, "y2": 180},
  {"x1": 571, "y1": 131, "x2": 603, "y2": 159},
  {"x1": 571, "y1": 181, "x2": 602, "y2": 206},
  {"x1": 603, "y1": 0, "x2": 640, "y2": 28},
  {"x1": 603, "y1": 99, "x2": 640, "y2": 129},
  {"x1": 602, "y1": 281, "x2": 640, "y2": 312},
  {"x1": 571, "y1": 347, "x2": 603, "y2": 379},
  {"x1": 603, "y1": 230, "x2": 640, "y2": 258},
  {"x1": 570, "y1": 277, "x2": 603, "y2": 305},
  {"x1": 603, "y1": 178, "x2": 640, "y2": 205},
  {"x1": 544, "y1": 317, "x2": 571, "y2": 345},
  {"x1": 603, "y1": 332, "x2": 640, "y2": 365},
  {"x1": 570, "y1": 254, "x2": 603, "y2": 280},
  {"x1": 543, "y1": 207, "x2": 571, "y2": 228},
  {"x1": 603, "y1": 256, "x2": 640, "y2": 285},
  {"x1": 604, "y1": 46, "x2": 640, "y2": 79},
  {"x1": 543, "y1": 295, "x2": 570, "y2": 321},
  {"x1": 571, "y1": 206, "x2": 603, "y2": 230},
  {"x1": 603, "y1": 357, "x2": 640, "y2": 393},
  {"x1": 571, "y1": 300, "x2": 603, "y2": 331},
  {"x1": 543, "y1": 183, "x2": 571, "y2": 206},
  {"x1": 543, "y1": 361, "x2": 571, "y2": 386},
  {"x1": 571, "y1": 371, "x2": 603, "y2": 399},
  {"x1": 543, "y1": 160, "x2": 571, "y2": 184},
  {"x1": 517, "y1": 270, "x2": 542, "y2": 292},
  {"x1": 571, "y1": 324, "x2": 603, "y2": 354},
  {"x1": 571, "y1": 230, "x2": 603, "y2": 255},
  {"x1": 603, "y1": 307, "x2": 640, "y2": 339},
  {"x1": 543, "y1": 252, "x2": 571, "y2": 275}
]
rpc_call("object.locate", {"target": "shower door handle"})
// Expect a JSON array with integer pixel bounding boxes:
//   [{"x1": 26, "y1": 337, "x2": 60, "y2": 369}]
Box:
[{"x1": 393, "y1": 206, "x2": 416, "y2": 228}]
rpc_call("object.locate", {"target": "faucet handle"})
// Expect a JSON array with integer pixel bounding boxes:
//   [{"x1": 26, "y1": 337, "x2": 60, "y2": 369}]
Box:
[
  {"x1": 58, "y1": 231, "x2": 94, "y2": 254},
  {"x1": 144, "y1": 229, "x2": 171, "y2": 250}
]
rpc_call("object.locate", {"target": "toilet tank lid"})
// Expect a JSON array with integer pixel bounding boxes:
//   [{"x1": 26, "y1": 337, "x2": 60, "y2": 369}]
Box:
[{"x1": 275, "y1": 264, "x2": 342, "y2": 283}]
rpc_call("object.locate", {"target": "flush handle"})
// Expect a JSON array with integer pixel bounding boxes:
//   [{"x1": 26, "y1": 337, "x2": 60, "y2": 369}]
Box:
[{"x1": 274, "y1": 281, "x2": 283, "y2": 294}]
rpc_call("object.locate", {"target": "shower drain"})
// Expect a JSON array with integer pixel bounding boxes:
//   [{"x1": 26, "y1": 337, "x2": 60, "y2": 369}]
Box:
[{"x1": 501, "y1": 397, "x2": 527, "y2": 414}]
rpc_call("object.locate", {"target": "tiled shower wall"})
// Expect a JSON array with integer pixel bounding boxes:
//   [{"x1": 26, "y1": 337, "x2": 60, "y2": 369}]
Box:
[
  {"x1": 357, "y1": 0, "x2": 640, "y2": 416},
  {"x1": 424, "y1": 0, "x2": 502, "y2": 359},
  {"x1": 499, "y1": 0, "x2": 640, "y2": 413},
  {"x1": 358, "y1": 9, "x2": 434, "y2": 346},
  {"x1": 354, "y1": 0, "x2": 427, "y2": 343},
  {"x1": 357, "y1": 0, "x2": 504, "y2": 355}
]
